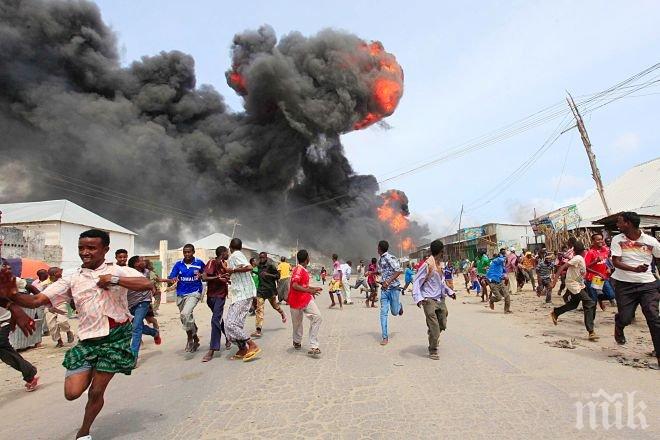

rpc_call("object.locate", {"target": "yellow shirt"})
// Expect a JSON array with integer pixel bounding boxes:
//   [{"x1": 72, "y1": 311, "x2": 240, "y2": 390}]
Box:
[{"x1": 278, "y1": 262, "x2": 292, "y2": 279}]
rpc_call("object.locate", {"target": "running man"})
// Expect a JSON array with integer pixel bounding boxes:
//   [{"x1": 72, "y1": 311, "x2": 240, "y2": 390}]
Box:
[
  {"x1": 0, "y1": 265, "x2": 39, "y2": 392},
  {"x1": 126, "y1": 256, "x2": 161, "y2": 360},
  {"x1": 2, "y1": 229, "x2": 152, "y2": 439},
  {"x1": 201, "y1": 246, "x2": 231, "y2": 362},
  {"x1": 340, "y1": 260, "x2": 353, "y2": 304},
  {"x1": 402, "y1": 263, "x2": 414, "y2": 294},
  {"x1": 610, "y1": 212, "x2": 660, "y2": 370},
  {"x1": 328, "y1": 254, "x2": 343, "y2": 309},
  {"x1": 549, "y1": 241, "x2": 598, "y2": 341},
  {"x1": 487, "y1": 249, "x2": 511, "y2": 313},
  {"x1": 253, "y1": 252, "x2": 287, "y2": 338},
  {"x1": 412, "y1": 240, "x2": 456, "y2": 360},
  {"x1": 225, "y1": 238, "x2": 260, "y2": 361},
  {"x1": 167, "y1": 244, "x2": 205, "y2": 352},
  {"x1": 288, "y1": 249, "x2": 323, "y2": 356},
  {"x1": 366, "y1": 257, "x2": 379, "y2": 307},
  {"x1": 277, "y1": 256, "x2": 292, "y2": 304},
  {"x1": 474, "y1": 250, "x2": 490, "y2": 301},
  {"x1": 377, "y1": 240, "x2": 403, "y2": 345}
]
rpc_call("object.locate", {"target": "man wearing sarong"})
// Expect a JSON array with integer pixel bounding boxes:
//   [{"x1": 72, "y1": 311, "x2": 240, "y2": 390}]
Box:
[{"x1": 2, "y1": 229, "x2": 152, "y2": 440}]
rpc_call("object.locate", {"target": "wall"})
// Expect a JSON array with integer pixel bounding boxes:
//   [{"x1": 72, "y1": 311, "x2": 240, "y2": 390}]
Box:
[
  {"x1": 494, "y1": 224, "x2": 541, "y2": 252},
  {"x1": 59, "y1": 223, "x2": 134, "y2": 269}
]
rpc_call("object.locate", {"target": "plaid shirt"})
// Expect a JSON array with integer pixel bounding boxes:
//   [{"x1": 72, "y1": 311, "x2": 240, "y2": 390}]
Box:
[
  {"x1": 378, "y1": 251, "x2": 402, "y2": 289},
  {"x1": 42, "y1": 263, "x2": 142, "y2": 341}
]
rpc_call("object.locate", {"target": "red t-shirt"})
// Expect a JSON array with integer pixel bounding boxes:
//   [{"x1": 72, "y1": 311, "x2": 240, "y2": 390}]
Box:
[
  {"x1": 584, "y1": 246, "x2": 610, "y2": 281},
  {"x1": 288, "y1": 265, "x2": 312, "y2": 309}
]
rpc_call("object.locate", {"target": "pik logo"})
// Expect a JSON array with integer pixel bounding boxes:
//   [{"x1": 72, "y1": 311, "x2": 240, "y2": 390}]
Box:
[{"x1": 574, "y1": 389, "x2": 649, "y2": 430}]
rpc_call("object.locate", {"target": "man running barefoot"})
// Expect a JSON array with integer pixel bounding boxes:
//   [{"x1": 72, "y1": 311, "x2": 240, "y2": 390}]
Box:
[
  {"x1": 252, "y1": 252, "x2": 287, "y2": 338},
  {"x1": 288, "y1": 249, "x2": 323, "y2": 356},
  {"x1": 2, "y1": 229, "x2": 152, "y2": 440},
  {"x1": 225, "y1": 238, "x2": 261, "y2": 362}
]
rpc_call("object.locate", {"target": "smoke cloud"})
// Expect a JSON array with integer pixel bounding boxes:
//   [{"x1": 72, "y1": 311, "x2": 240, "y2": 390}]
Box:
[{"x1": 0, "y1": 0, "x2": 428, "y2": 259}]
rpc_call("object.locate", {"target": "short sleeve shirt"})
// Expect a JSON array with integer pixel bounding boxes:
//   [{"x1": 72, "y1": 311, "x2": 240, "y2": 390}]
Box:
[
  {"x1": 288, "y1": 264, "x2": 312, "y2": 309},
  {"x1": 204, "y1": 259, "x2": 228, "y2": 298},
  {"x1": 278, "y1": 262, "x2": 292, "y2": 279},
  {"x1": 378, "y1": 252, "x2": 401, "y2": 289},
  {"x1": 228, "y1": 251, "x2": 256, "y2": 303},
  {"x1": 610, "y1": 232, "x2": 660, "y2": 283},
  {"x1": 332, "y1": 261, "x2": 342, "y2": 280},
  {"x1": 169, "y1": 258, "x2": 205, "y2": 296},
  {"x1": 565, "y1": 255, "x2": 586, "y2": 294},
  {"x1": 475, "y1": 255, "x2": 490, "y2": 276},
  {"x1": 42, "y1": 264, "x2": 141, "y2": 340},
  {"x1": 127, "y1": 269, "x2": 153, "y2": 309},
  {"x1": 584, "y1": 246, "x2": 611, "y2": 281}
]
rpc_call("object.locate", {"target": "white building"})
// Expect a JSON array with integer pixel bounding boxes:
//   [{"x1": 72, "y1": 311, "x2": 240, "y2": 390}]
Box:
[{"x1": 0, "y1": 199, "x2": 136, "y2": 269}]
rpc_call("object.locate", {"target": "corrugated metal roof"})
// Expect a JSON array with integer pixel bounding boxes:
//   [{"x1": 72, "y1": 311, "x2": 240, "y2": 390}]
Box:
[
  {"x1": 577, "y1": 157, "x2": 659, "y2": 221},
  {"x1": 0, "y1": 199, "x2": 136, "y2": 235}
]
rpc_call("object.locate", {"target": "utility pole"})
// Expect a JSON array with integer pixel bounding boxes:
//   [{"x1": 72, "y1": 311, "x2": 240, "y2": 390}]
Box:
[
  {"x1": 457, "y1": 204, "x2": 464, "y2": 260},
  {"x1": 566, "y1": 93, "x2": 612, "y2": 216},
  {"x1": 231, "y1": 219, "x2": 241, "y2": 238},
  {"x1": 533, "y1": 208, "x2": 538, "y2": 247}
]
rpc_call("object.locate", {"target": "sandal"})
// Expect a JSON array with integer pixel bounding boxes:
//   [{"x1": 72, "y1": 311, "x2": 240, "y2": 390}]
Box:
[
  {"x1": 202, "y1": 352, "x2": 214, "y2": 362},
  {"x1": 229, "y1": 353, "x2": 245, "y2": 360},
  {"x1": 225, "y1": 341, "x2": 232, "y2": 350},
  {"x1": 293, "y1": 342, "x2": 302, "y2": 350},
  {"x1": 429, "y1": 353, "x2": 440, "y2": 360},
  {"x1": 308, "y1": 347, "x2": 321, "y2": 356},
  {"x1": 243, "y1": 347, "x2": 262, "y2": 362}
]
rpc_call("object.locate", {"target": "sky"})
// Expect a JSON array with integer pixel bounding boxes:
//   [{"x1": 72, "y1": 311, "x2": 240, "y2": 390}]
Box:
[{"x1": 94, "y1": 0, "x2": 660, "y2": 238}]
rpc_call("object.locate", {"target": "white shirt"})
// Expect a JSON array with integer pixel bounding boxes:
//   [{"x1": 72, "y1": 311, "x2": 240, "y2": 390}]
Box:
[
  {"x1": 564, "y1": 255, "x2": 586, "y2": 294},
  {"x1": 340, "y1": 263, "x2": 352, "y2": 282},
  {"x1": 228, "y1": 251, "x2": 256, "y2": 303},
  {"x1": 610, "y1": 232, "x2": 660, "y2": 283}
]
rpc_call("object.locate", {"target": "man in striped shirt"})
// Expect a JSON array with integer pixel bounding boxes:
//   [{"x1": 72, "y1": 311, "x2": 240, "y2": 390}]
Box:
[{"x1": 225, "y1": 238, "x2": 261, "y2": 361}]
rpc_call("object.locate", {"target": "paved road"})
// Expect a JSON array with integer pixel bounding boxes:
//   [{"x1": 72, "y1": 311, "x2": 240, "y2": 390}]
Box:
[{"x1": 2, "y1": 285, "x2": 658, "y2": 439}]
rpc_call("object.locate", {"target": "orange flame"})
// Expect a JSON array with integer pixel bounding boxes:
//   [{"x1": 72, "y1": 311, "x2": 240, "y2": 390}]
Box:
[
  {"x1": 377, "y1": 191, "x2": 410, "y2": 234},
  {"x1": 390, "y1": 214, "x2": 409, "y2": 234},
  {"x1": 353, "y1": 40, "x2": 404, "y2": 130},
  {"x1": 401, "y1": 237, "x2": 414, "y2": 252},
  {"x1": 228, "y1": 71, "x2": 247, "y2": 95}
]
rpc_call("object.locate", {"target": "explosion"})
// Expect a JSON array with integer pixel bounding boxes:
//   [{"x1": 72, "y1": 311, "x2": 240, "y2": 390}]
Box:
[
  {"x1": 226, "y1": 32, "x2": 404, "y2": 132},
  {"x1": 0, "y1": 1, "x2": 427, "y2": 259},
  {"x1": 378, "y1": 190, "x2": 415, "y2": 253}
]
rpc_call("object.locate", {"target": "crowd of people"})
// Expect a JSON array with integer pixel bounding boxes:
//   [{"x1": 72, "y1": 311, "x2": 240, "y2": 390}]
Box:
[{"x1": 0, "y1": 210, "x2": 658, "y2": 439}]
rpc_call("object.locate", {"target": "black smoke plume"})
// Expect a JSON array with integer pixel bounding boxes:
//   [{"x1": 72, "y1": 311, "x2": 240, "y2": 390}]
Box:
[{"x1": 0, "y1": 0, "x2": 428, "y2": 258}]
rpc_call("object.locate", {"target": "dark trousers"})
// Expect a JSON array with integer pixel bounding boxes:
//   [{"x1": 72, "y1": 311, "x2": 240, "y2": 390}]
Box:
[
  {"x1": 612, "y1": 279, "x2": 660, "y2": 354},
  {"x1": 0, "y1": 324, "x2": 37, "y2": 382},
  {"x1": 206, "y1": 296, "x2": 227, "y2": 351},
  {"x1": 554, "y1": 288, "x2": 596, "y2": 332}
]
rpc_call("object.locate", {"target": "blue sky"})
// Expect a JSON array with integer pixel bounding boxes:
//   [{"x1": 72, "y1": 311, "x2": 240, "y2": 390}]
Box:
[{"x1": 95, "y1": 0, "x2": 660, "y2": 237}]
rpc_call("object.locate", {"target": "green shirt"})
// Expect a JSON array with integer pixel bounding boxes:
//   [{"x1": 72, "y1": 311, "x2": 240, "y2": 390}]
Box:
[
  {"x1": 475, "y1": 255, "x2": 490, "y2": 276},
  {"x1": 251, "y1": 267, "x2": 260, "y2": 289}
]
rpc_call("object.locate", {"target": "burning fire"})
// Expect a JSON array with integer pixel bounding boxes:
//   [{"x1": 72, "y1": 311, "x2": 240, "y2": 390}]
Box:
[
  {"x1": 353, "y1": 41, "x2": 404, "y2": 130},
  {"x1": 227, "y1": 68, "x2": 247, "y2": 95},
  {"x1": 377, "y1": 190, "x2": 415, "y2": 252}
]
